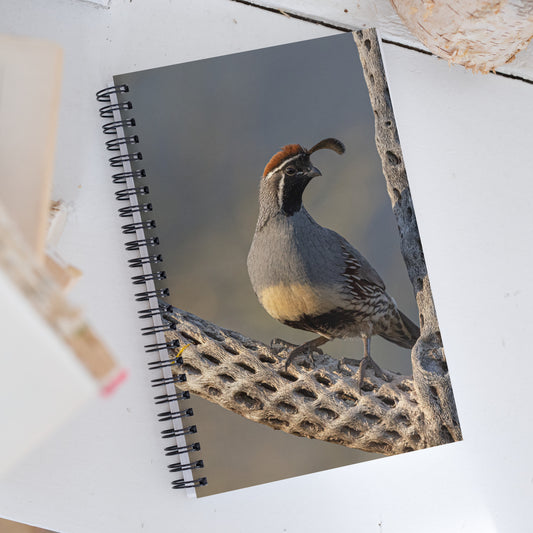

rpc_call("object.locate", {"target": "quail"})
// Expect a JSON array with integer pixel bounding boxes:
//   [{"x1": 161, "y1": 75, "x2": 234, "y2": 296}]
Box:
[{"x1": 247, "y1": 138, "x2": 420, "y2": 385}]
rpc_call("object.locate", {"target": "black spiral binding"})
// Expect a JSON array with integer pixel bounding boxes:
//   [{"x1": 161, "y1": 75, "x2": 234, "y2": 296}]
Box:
[{"x1": 96, "y1": 84, "x2": 206, "y2": 491}]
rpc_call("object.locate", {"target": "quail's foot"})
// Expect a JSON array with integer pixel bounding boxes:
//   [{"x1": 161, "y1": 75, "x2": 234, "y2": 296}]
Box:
[
  {"x1": 354, "y1": 354, "x2": 387, "y2": 390},
  {"x1": 285, "y1": 346, "x2": 319, "y2": 371},
  {"x1": 284, "y1": 336, "x2": 329, "y2": 371},
  {"x1": 270, "y1": 339, "x2": 315, "y2": 368}
]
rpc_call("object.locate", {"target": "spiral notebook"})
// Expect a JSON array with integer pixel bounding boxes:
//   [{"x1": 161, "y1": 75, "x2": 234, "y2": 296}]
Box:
[{"x1": 96, "y1": 31, "x2": 461, "y2": 497}]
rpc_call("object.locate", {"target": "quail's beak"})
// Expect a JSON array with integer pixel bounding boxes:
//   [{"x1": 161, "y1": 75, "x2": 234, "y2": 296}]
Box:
[{"x1": 308, "y1": 166, "x2": 322, "y2": 178}]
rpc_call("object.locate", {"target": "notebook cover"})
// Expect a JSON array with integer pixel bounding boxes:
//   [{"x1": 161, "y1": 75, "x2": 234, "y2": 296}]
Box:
[{"x1": 109, "y1": 32, "x2": 460, "y2": 496}]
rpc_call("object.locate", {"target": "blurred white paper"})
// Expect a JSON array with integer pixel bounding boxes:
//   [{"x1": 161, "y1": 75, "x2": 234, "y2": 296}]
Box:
[{"x1": 0, "y1": 268, "x2": 96, "y2": 476}]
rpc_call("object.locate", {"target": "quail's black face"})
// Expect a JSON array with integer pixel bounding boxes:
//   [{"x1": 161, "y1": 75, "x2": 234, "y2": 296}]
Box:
[
  {"x1": 275, "y1": 154, "x2": 321, "y2": 216},
  {"x1": 283, "y1": 155, "x2": 321, "y2": 180},
  {"x1": 260, "y1": 139, "x2": 344, "y2": 220}
]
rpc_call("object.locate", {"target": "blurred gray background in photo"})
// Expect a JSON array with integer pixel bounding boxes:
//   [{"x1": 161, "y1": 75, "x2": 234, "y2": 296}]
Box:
[{"x1": 116, "y1": 32, "x2": 418, "y2": 496}]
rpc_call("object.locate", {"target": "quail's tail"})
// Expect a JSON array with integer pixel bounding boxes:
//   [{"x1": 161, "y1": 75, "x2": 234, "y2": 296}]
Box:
[{"x1": 379, "y1": 309, "x2": 420, "y2": 349}]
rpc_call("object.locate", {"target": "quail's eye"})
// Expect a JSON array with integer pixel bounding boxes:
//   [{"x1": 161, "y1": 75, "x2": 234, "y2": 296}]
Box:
[{"x1": 285, "y1": 166, "x2": 296, "y2": 176}]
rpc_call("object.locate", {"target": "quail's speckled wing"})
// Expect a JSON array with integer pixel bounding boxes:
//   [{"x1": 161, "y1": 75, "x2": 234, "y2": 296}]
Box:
[{"x1": 327, "y1": 229, "x2": 420, "y2": 348}]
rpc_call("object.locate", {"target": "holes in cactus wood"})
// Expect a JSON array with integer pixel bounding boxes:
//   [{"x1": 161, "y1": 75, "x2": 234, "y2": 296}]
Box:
[
  {"x1": 315, "y1": 407, "x2": 338, "y2": 420},
  {"x1": 217, "y1": 373, "x2": 235, "y2": 384},
  {"x1": 278, "y1": 371, "x2": 298, "y2": 382},
  {"x1": 377, "y1": 395, "x2": 397, "y2": 408},
  {"x1": 429, "y1": 385, "x2": 439, "y2": 401},
  {"x1": 180, "y1": 332, "x2": 200, "y2": 345},
  {"x1": 233, "y1": 391, "x2": 263, "y2": 410},
  {"x1": 257, "y1": 381, "x2": 277, "y2": 393},
  {"x1": 384, "y1": 430, "x2": 401, "y2": 440},
  {"x1": 265, "y1": 417, "x2": 288, "y2": 428},
  {"x1": 235, "y1": 361, "x2": 256, "y2": 374},
  {"x1": 295, "y1": 387, "x2": 317, "y2": 401},
  {"x1": 363, "y1": 412, "x2": 380, "y2": 423},
  {"x1": 441, "y1": 425, "x2": 453, "y2": 442},
  {"x1": 208, "y1": 387, "x2": 221, "y2": 397},
  {"x1": 393, "y1": 187, "x2": 401, "y2": 201},
  {"x1": 395, "y1": 414, "x2": 409, "y2": 425},
  {"x1": 367, "y1": 441, "x2": 388, "y2": 453},
  {"x1": 201, "y1": 353, "x2": 221, "y2": 366},
  {"x1": 403, "y1": 446, "x2": 414, "y2": 453},
  {"x1": 276, "y1": 401, "x2": 298, "y2": 415},
  {"x1": 182, "y1": 364, "x2": 200, "y2": 375},
  {"x1": 314, "y1": 374, "x2": 332, "y2": 387},
  {"x1": 259, "y1": 354, "x2": 276, "y2": 364},
  {"x1": 336, "y1": 391, "x2": 358, "y2": 407},
  {"x1": 411, "y1": 432, "x2": 421, "y2": 443},
  {"x1": 221, "y1": 343, "x2": 239, "y2": 355},
  {"x1": 300, "y1": 420, "x2": 324, "y2": 433},
  {"x1": 340, "y1": 425, "x2": 360, "y2": 439}
]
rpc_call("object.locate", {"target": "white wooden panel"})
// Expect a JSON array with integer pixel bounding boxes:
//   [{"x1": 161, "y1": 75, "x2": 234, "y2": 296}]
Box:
[{"x1": 245, "y1": 0, "x2": 533, "y2": 81}]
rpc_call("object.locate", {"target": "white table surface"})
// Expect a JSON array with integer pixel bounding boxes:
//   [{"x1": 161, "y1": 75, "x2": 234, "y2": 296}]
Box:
[{"x1": 1, "y1": 1, "x2": 532, "y2": 532}]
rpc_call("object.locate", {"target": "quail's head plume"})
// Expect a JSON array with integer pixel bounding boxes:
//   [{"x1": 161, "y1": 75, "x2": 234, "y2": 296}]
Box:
[{"x1": 247, "y1": 138, "x2": 420, "y2": 386}]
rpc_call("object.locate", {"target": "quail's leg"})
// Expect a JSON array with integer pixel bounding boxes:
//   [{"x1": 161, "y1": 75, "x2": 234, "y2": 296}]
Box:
[
  {"x1": 354, "y1": 336, "x2": 386, "y2": 388},
  {"x1": 285, "y1": 336, "x2": 329, "y2": 371}
]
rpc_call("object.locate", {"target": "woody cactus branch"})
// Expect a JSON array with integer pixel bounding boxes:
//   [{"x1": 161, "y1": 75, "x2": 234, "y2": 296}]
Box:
[
  {"x1": 354, "y1": 28, "x2": 461, "y2": 445},
  {"x1": 162, "y1": 29, "x2": 461, "y2": 455},
  {"x1": 165, "y1": 308, "x2": 424, "y2": 455}
]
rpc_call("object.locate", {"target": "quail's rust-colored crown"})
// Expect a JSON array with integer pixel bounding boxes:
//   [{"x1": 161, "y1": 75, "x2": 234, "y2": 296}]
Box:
[
  {"x1": 262, "y1": 138, "x2": 345, "y2": 178},
  {"x1": 262, "y1": 144, "x2": 305, "y2": 178}
]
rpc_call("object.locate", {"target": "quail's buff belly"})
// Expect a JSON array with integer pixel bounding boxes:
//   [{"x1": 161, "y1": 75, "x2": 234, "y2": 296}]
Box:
[{"x1": 248, "y1": 208, "x2": 349, "y2": 332}]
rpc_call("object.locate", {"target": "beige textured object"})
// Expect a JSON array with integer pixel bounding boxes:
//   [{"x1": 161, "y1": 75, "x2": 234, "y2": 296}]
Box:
[
  {"x1": 0, "y1": 201, "x2": 119, "y2": 385},
  {"x1": 0, "y1": 34, "x2": 63, "y2": 259},
  {"x1": 390, "y1": 0, "x2": 533, "y2": 72}
]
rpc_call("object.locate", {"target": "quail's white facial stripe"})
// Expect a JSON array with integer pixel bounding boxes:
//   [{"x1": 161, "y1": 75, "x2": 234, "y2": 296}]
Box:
[
  {"x1": 277, "y1": 175, "x2": 286, "y2": 210},
  {"x1": 258, "y1": 282, "x2": 346, "y2": 322},
  {"x1": 264, "y1": 154, "x2": 302, "y2": 180}
]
